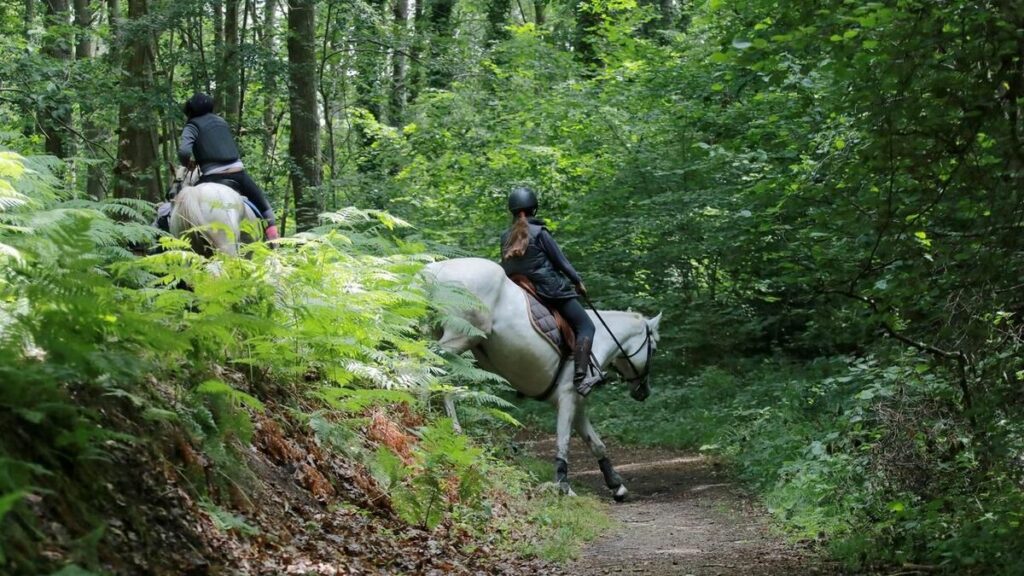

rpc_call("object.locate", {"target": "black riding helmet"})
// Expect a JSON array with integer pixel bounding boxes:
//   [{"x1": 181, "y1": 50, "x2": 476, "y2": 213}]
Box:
[
  {"x1": 183, "y1": 92, "x2": 215, "y2": 119},
  {"x1": 507, "y1": 186, "x2": 538, "y2": 215}
]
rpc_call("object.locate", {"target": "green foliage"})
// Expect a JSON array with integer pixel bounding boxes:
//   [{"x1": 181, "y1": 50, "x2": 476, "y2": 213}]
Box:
[
  {"x1": 515, "y1": 493, "x2": 612, "y2": 562},
  {"x1": 372, "y1": 418, "x2": 488, "y2": 530},
  {"x1": 0, "y1": 147, "x2": 527, "y2": 571},
  {"x1": 570, "y1": 356, "x2": 1024, "y2": 573}
]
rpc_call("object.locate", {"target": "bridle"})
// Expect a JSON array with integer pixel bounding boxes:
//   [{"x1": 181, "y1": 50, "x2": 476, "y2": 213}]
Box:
[
  {"x1": 584, "y1": 296, "x2": 655, "y2": 392},
  {"x1": 615, "y1": 323, "x2": 654, "y2": 390},
  {"x1": 168, "y1": 166, "x2": 199, "y2": 199}
]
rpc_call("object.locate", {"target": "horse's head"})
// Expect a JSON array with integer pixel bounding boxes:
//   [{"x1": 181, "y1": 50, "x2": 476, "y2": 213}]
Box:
[
  {"x1": 167, "y1": 164, "x2": 200, "y2": 199},
  {"x1": 609, "y1": 312, "x2": 661, "y2": 402}
]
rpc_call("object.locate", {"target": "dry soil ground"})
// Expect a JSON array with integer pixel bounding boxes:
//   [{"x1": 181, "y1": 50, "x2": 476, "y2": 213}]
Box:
[{"x1": 523, "y1": 437, "x2": 838, "y2": 576}]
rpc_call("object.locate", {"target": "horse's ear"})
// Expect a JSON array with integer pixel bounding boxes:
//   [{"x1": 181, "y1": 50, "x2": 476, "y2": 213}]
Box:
[
  {"x1": 167, "y1": 162, "x2": 176, "y2": 175},
  {"x1": 647, "y1": 312, "x2": 662, "y2": 333}
]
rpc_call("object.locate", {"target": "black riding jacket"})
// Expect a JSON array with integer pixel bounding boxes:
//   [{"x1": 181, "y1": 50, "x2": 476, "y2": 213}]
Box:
[
  {"x1": 177, "y1": 113, "x2": 241, "y2": 174},
  {"x1": 500, "y1": 218, "x2": 582, "y2": 301}
]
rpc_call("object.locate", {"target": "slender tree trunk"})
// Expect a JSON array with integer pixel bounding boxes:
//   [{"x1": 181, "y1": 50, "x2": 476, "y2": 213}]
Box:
[
  {"x1": 425, "y1": 0, "x2": 454, "y2": 89},
  {"x1": 75, "y1": 0, "x2": 105, "y2": 197},
  {"x1": 262, "y1": 0, "x2": 277, "y2": 164},
  {"x1": 316, "y1": 0, "x2": 335, "y2": 207},
  {"x1": 41, "y1": 0, "x2": 72, "y2": 159},
  {"x1": 409, "y1": 0, "x2": 425, "y2": 102},
  {"x1": 113, "y1": 0, "x2": 161, "y2": 201},
  {"x1": 212, "y1": 0, "x2": 225, "y2": 106},
  {"x1": 223, "y1": 0, "x2": 240, "y2": 126},
  {"x1": 287, "y1": 0, "x2": 321, "y2": 231},
  {"x1": 354, "y1": 0, "x2": 386, "y2": 122},
  {"x1": 24, "y1": 0, "x2": 36, "y2": 38},
  {"x1": 389, "y1": 0, "x2": 410, "y2": 125},
  {"x1": 238, "y1": 0, "x2": 253, "y2": 123},
  {"x1": 534, "y1": 0, "x2": 545, "y2": 26}
]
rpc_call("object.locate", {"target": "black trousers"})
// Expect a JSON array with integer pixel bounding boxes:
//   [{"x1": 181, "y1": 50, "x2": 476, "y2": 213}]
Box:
[
  {"x1": 551, "y1": 297, "x2": 596, "y2": 343},
  {"x1": 198, "y1": 171, "x2": 276, "y2": 225}
]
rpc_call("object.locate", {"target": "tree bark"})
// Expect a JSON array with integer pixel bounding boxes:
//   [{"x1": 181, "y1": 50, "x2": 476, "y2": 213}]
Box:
[
  {"x1": 287, "y1": 0, "x2": 321, "y2": 231},
  {"x1": 223, "y1": 0, "x2": 240, "y2": 126},
  {"x1": 534, "y1": 0, "x2": 545, "y2": 26},
  {"x1": 74, "y1": 0, "x2": 105, "y2": 198},
  {"x1": 262, "y1": 0, "x2": 277, "y2": 164},
  {"x1": 24, "y1": 0, "x2": 36, "y2": 38},
  {"x1": 424, "y1": 0, "x2": 454, "y2": 89},
  {"x1": 389, "y1": 0, "x2": 411, "y2": 125},
  {"x1": 212, "y1": 0, "x2": 225, "y2": 107},
  {"x1": 486, "y1": 0, "x2": 510, "y2": 43},
  {"x1": 660, "y1": 0, "x2": 677, "y2": 29},
  {"x1": 574, "y1": 0, "x2": 601, "y2": 69},
  {"x1": 354, "y1": 0, "x2": 387, "y2": 122},
  {"x1": 113, "y1": 0, "x2": 161, "y2": 201},
  {"x1": 41, "y1": 0, "x2": 72, "y2": 159}
]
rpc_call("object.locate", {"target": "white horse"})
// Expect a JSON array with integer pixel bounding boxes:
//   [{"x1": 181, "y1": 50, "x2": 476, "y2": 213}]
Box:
[
  {"x1": 424, "y1": 257, "x2": 660, "y2": 500},
  {"x1": 167, "y1": 166, "x2": 260, "y2": 256}
]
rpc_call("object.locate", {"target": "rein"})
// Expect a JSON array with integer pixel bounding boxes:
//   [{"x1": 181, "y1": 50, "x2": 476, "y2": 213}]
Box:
[{"x1": 583, "y1": 296, "x2": 653, "y2": 386}]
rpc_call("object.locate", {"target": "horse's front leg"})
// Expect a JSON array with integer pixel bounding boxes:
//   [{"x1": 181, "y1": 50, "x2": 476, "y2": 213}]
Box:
[
  {"x1": 554, "y1": 390, "x2": 577, "y2": 496},
  {"x1": 573, "y1": 407, "x2": 628, "y2": 502}
]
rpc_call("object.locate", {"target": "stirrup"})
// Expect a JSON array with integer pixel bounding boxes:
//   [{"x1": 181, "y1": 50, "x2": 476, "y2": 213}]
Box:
[{"x1": 574, "y1": 372, "x2": 605, "y2": 397}]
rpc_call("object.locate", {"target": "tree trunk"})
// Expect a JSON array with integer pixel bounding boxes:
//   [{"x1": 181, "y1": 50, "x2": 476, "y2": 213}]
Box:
[
  {"x1": 424, "y1": 0, "x2": 454, "y2": 89},
  {"x1": 74, "y1": 0, "x2": 105, "y2": 198},
  {"x1": 223, "y1": 0, "x2": 240, "y2": 126},
  {"x1": 262, "y1": 0, "x2": 277, "y2": 164},
  {"x1": 354, "y1": 0, "x2": 387, "y2": 123},
  {"x1": 534, "y1": 0, "x2": 545, "y2": 26},
  {"x1": 389, "y1": 0, "x2": 410, "y2": 125},
  {"x1": 287, "y1": 0, "x2": 321, "y2": 231},
  {"x1": 212, "y1": 0, "x2": 225, "y2": 107},
  {"x1": 486, "y1": 0, "x2": 510, "y2": 43},
  {"x1": 41, "y1": 0, "x2": 72, "y2": 159},
  {"x1": 660, "y1": 0, "x2": 677, "y2": 29},
  {"x1": 24, "y1": 0, "x2": 36, "y2": 38},
  {"x1": 113, "y1": 0, "x2": 161, "y2": 201},
  {"x1": 574, "y1": 0, "x2": 600, "y2": 68}
]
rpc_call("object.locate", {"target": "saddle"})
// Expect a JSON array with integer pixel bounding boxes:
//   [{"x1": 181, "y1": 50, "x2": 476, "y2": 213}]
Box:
[{"x1": 508, "y1": 275, "x2": 575, "y2": 356}]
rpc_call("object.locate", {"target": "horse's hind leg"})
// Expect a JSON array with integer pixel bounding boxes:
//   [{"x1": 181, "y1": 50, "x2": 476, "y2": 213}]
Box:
[{"x1": 573, "y1": 408, "x2": 628, "y2": 502}]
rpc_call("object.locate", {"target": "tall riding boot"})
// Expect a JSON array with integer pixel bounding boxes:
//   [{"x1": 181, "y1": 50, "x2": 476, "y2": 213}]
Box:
[{"x1": 573, "y1": 337, "x2": 605, "y2": 396}]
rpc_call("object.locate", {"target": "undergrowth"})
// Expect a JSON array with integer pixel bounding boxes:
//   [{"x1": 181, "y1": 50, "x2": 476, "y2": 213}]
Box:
[
  {"x1": 541, "y1": 357, "x2": 1024, "y2": 574},
  {"x1": 0, "y1": 149, "x2": 608, "y2": 574}
]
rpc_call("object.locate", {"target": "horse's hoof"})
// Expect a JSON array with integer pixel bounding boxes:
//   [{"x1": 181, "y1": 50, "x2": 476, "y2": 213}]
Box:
[
  {"x1": 558, "y1": 481, "x2": 576, "y2": 497},
  {"x1": 612, "y1": 485, "x2": 628, "y2": 502}
]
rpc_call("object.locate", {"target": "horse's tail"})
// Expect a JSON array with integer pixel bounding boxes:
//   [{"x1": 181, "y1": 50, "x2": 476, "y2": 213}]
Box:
[{"x1": 170, "y1": 184, "x2": 245, "y2": 255}]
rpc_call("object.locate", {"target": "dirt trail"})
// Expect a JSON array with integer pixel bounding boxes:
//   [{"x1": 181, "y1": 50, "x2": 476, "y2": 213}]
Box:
[{"x1": 524, "y1": 437, "x2": 835, "y2": 576}]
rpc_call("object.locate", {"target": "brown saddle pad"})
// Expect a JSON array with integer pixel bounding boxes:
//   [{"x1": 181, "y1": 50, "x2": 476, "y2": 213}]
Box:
[{"x1": 508, "y1": 275, "x2": 575, "y2": 355}]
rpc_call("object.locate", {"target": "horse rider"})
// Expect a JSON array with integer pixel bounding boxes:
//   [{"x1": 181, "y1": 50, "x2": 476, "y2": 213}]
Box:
[
  {"x1": 166, "y1": 92, "x2": 279, "y2": 241},
  {"x1": 499, "y1": 186, "x2": 605, "y2": 396}
]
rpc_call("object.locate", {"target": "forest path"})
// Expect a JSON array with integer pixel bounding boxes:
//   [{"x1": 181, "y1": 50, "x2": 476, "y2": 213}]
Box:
[{"x1": 524, "y1": 437, "x2": 835, "y2": 576}]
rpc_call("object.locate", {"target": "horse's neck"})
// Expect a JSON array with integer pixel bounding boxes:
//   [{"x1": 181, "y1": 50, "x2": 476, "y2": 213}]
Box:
[{"x1": 590, "y1": 311, "x2": 642, "y2": 365}]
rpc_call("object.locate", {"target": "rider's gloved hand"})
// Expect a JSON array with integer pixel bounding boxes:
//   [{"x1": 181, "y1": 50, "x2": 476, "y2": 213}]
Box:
[
  {"x1": 575, "y1": 282, "x2": 587, "y2": 297},
  {"x1": 265, "y1": 225, "x2": 280, "y2": 241}
]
